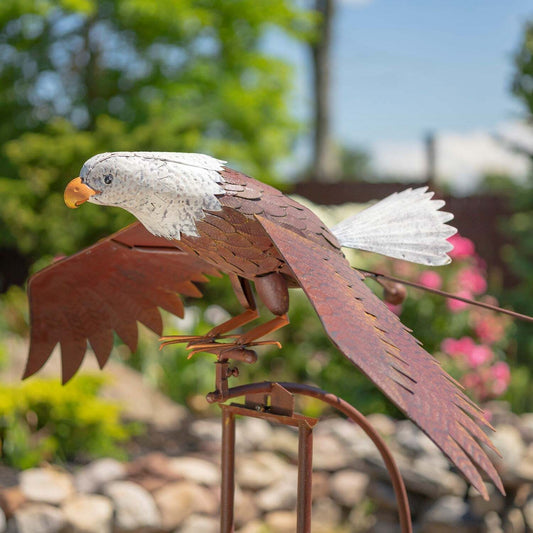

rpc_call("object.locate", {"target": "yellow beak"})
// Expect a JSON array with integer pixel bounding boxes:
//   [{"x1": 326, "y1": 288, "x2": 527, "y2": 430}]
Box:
[{"x1": 64, "y1": 177, "x2": 99, "y2": 208}]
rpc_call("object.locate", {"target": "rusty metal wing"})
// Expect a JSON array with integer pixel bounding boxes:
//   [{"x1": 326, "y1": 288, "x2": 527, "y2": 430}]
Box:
[
  {"x1": 25, "y1": 223, "x2": 220, "y2": 383},
  {"x1": 256, "y1": 215, "x2": 502, "y2": 499}
]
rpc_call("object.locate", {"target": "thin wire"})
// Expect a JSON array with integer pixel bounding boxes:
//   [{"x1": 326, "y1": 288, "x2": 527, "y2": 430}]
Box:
[{"x1": 358, "y1": 268, "x2": 533, "y2": 324}]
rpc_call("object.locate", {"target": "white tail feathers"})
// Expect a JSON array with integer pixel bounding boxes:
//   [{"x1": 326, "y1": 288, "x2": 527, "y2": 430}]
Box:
[{"x1": 331, "y1": 187, "x2": 457, "y2": 266}]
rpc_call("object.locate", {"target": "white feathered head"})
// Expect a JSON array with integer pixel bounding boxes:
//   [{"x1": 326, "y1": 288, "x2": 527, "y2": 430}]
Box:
[{"x1": 64, "y1": 152, "x2": 227, "y2": 239}]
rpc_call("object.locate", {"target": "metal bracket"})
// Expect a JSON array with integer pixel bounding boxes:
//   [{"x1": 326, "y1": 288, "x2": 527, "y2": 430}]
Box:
[{"x1": 219, "y1": 384, "x2": 318, "y2": 533}]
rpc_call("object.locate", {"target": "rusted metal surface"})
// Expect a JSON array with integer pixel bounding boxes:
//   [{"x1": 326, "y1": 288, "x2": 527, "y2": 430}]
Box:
[
  {"x1": 24, "y1": 223, "x2": 220, "y2": 383},
  {"x1": 215, "y1": 381, "x2": 411, "y2": 533},
  {"x1": 26, "y1": 166, "x2": 502, "y2": 498},
  {"x1": 255, "y1": 216, "x2": 502, "y2": 498},
  {"x1": 220, "y1": 406, "x2": 235, "y2": 533},
  {"x1": 297, "y1": 421, "x2": 313, "y2": 533}
]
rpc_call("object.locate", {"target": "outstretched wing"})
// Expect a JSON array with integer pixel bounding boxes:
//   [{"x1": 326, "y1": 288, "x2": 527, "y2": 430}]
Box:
[
  {"x1": 26, "y1": 223, "x2": 220, "y2": 383},
  {"x1": 256, "y1": 216, "x2": 502, "y2": 499}
]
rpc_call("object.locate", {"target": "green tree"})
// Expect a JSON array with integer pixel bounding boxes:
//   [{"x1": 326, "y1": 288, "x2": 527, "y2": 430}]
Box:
[
  {"x1": 0, "y1": 0, "x2": 312, "y2": 261},
  {"x1": 499, "y1": 19, "x2": 533, "y2": 382},
  {"x1": 513, "y1": 20, "x2": 533, "y2": 122}
]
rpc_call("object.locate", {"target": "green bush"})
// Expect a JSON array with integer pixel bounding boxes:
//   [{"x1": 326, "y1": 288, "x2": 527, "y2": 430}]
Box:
[{"x1": 0, "y1": 375, "x2": 140, "y2": 469}]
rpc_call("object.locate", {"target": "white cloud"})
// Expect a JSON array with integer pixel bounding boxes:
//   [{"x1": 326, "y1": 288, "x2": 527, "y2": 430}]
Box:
[{"x1": 371, "y1": 121, "x2": 533, "y2": 193}]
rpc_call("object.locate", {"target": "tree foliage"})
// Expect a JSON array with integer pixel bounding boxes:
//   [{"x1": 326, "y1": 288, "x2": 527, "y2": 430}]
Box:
[
  {"x1": 0, "y1": 0, "x2": 312, "y2": 261},
  {"x1": 497, "y1": 19, "x2": 533, "y2": 393},
  {"x1": 513, "y1": 20, "x2": 533, "y2": 121}
]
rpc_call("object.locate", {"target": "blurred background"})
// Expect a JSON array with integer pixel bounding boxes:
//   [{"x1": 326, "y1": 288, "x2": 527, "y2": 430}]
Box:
[{"x1": 0, "y1": 1, "x2": 532, "y2": 531}]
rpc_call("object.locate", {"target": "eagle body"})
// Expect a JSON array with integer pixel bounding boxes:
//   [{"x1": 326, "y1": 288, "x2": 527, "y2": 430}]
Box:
[
  {"x1": 178, "y1": 167, "x2": 340, "y2": 283},
  {"x1": 25, "y1": 152, "x2": 503, "y2": 499}
]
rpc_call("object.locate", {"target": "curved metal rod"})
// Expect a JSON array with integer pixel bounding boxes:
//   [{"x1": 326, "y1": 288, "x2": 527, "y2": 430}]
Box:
[{"x1": 217, "y1": 381, "x2": 412, "y2": 533}]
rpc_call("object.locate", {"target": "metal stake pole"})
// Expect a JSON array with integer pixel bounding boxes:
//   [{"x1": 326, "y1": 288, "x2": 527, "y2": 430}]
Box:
[
  {"x1": 220, "y1": 406, "x2": 236, "y2": 533},
  {"x1": 297, "y1": 421, "x2": 314, "y2": 533}
]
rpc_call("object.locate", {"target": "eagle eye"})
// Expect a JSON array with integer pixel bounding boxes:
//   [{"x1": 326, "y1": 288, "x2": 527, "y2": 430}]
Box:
[{"x1": 104, "y1": 174, "x2": 113, "y2": 185}]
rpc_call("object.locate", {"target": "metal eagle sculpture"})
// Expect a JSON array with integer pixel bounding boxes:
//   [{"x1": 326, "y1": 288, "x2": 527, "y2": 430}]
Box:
[{"x1": 24, "y1": 152, "x2": 503, "y2": 498}]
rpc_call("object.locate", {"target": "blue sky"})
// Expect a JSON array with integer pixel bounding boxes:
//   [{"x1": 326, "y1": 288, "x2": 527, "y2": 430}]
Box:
[
  {"x1": 333, "y1": 0, "x2": 531, "y2": 144},
  {"x1": 268, "y1": 0, "x2": 533, "y2": 189}
]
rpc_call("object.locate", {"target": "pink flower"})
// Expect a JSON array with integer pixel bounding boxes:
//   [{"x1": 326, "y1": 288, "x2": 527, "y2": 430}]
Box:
[
  {"x1": 419, "y1": 271, "x2": 442, "y2": 290},
  {"x1": 466, "y1": 345, "x2": 493, "y2": 368},
  {"x1": 448, "y1": 234, "x2": 475, "y2": 259},
  {"x1": 447, "y1": 290, "x2": 472, "y2": 312},
  {"x1": 491, "y1": 361, "x2": 511, "y2": 382},
  {"x1": 441, "y1": 336, "x2": 476, "y2": 358},
  {"x1": 474, "y1": 315, "x2": 505, "y2": 344},
  {"x1": 490, "y1": 362, "x2": 511, "y2": 396},
  {"x1": 457, "y1": 267, "x2": 487, "y2": 295}
]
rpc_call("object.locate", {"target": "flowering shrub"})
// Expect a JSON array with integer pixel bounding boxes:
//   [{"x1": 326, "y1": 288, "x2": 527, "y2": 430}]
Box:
[{"x1": 364, "y1": 233, "x2": 514, "y2": 406}]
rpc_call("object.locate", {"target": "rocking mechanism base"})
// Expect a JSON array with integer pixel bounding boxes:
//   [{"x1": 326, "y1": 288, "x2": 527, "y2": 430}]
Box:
[{"x1": 206, "y1": 357, "x2": 412, "y2": 533}]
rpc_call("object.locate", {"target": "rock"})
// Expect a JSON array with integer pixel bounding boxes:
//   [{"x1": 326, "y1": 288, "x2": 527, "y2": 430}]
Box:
[
  {"x1": 131, "y1": 453, "x2": 220, "y2": 486},
  {"x1": 468, "y1": 485, "x2": 505, "y2": 517},
  {"x1": 312, "y1": 497, "x2": 342, "y2": 530},
  {"x1": 421, "y1": 495, "x2": 482, "y2": 533},
  {"x1": 153, "y1": 481, "x2": 217, "y2": 530},
  {"x1": 62, "y1": 494, "x2": 113, "y2": 533},
  {"x1": 312, "y1": 433, "x2": 348, "y2": 471},
  {"x1": 491, "y1": 424, "x2": 525, "y2": 472},
  {"x1": 128, "y1": 452, "x2": 170, "y2": 478},
  {"x1": 503, "y1": 508, "x2": 525, "y2": 533},
  {"x1": 366, "y1": 413, "x2": 397, "y2": 438},
  {"x1": 19, "y1": 468, "x2": 74, "y2": 505},
  {"x1": 0, "y1": 488, "x2": 26, "y2": 517},
  {"x1": 316, "y1": 418, "x2": 376, "y2": 460},
  {"x1": 236, "y1": 452, "x2": 290, "y2": 490},
  {"x1": 366, "y1": 480, "x2": 399, "y2": 513},
  {"x1": 311, "y1": 471, "x2": 330, "y2": 500},
  {"x1": 264, "y1": 510, "x2": 297, "y2": 532},
  {"x1": 256, "y1": 470, "x2": 298, "y2": 512},
  {"x1": 519, "y1": 413, "x2": 533, "y2": 443},
  {"x1": 234, "y1": 488, "x2": 259, "y2": 527},
  {"x1": 263, "y1": 427, "x2": 299, "y2": 459},
  {"x1": 408, "y1": 457, "x2": 467, "y2": 497},
  {"x1": 9, "y1": 503, "x2": 66, "y2": 533},
  {"x1": 330, "y1": 470, "x2": 369, "y2": 507},
  {"x1": 189, "y1": 419, "x2": 221, "y2": 449},
  {"x1": 315, "y1": 417, "x2": 360, "y2": 443},
  {"x1": 516, "y1": 443, "x2": 533, "y2": 482},
  {"x1": 484, "y1": 401, "x2": 518, "y2": 427},
  {"x1": 128, "y1": 474, "x2": 168, "y2": 493},
  {"x1": 165, "y1": 456, "x2": 220, "y2": 486},
  {"x1": 483, "y1": 511, "x2": 503, "y2": 533},
  {"x1": 74, "y1": 458, "x2": 126, "y2": 493},
  {"x1": 235, "y1": 520, "x2": 267, "y2": 533},
  {"x1": 396, "y1": 420, "x2": 441, "y2": 457},
  {"x1": 236, "y1": 417, "x2": 273, "y2": 450},
  {"x1": 178, "y1": 514, "x2": 219, "y2": 533},
  {"x1": 524, "y1": 497, "x2": 533, "y2": 531},
  {"x1": 103, "y1": 480, "x2": 161, "y2": 531}
]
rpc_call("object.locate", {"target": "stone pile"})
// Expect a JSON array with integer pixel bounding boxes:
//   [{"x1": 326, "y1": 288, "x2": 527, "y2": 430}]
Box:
[{"x1": 1, "y1": 406, "x2": 533, "y2": 532}]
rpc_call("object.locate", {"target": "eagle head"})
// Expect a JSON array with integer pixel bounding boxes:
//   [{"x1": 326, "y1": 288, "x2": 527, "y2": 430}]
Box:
[{"x1": 64, "y1": 151, "x2": 226, "y2": 239}]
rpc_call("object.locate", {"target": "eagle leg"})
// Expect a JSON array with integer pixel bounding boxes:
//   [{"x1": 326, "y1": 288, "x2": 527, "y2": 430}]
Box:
[
  {"x1": 160, "y1": 276, "x2": 259, "y2": 349},
  {"x1": 160, "y1": 273, "x2": 290, "y2": 362}
]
